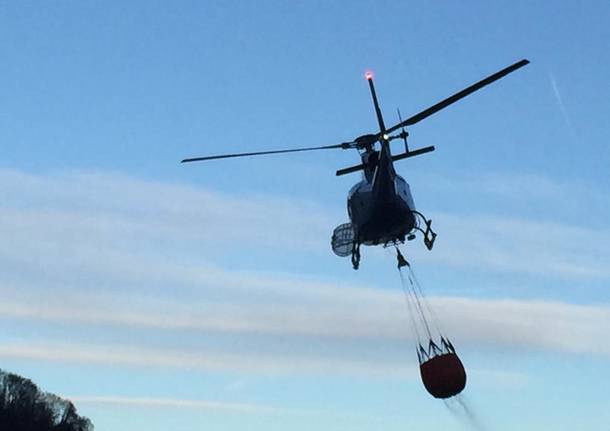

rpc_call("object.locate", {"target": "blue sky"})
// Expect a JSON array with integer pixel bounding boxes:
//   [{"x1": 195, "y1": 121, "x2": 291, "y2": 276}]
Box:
[{"x1": 1, "y1": 1, "x2": 609, "y2": 430}]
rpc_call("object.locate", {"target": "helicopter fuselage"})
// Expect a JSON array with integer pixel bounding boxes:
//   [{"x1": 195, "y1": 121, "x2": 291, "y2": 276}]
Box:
[
  {"x1": 347, "y1": 142, "x2": 416, "y2": 245},
  {"x1": 348, "y1": 173, "x2": 416, "y2": 245}
]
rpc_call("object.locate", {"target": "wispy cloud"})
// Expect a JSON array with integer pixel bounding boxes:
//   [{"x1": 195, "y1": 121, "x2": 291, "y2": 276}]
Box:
[
  {"x1": 0, "y1": 342, "x2": 415, "y2": 378},
  {"x1": 65, "y1": 395, "x2": 407, "y2": 423},
  {"x1": 0, "y1": 169, "x2": 334, "y2": 256},
  {"x1": 1, "y1": 287, "x2": 609, "y2": 362},
  {"x1": 424, "y1": 213, "x2": 610, "y2": 279},
  {"x1": 68, "y1": 396, "x2": 281, "y2": 414}
]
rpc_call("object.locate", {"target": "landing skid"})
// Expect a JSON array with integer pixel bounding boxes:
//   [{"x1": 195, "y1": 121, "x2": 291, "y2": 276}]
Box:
[
  {"x1": 351, "y1": 241, "x2": 361, "y2": 270},
  {"x1": 412, "y1": 210, "x2": 437, "y2": 250}
]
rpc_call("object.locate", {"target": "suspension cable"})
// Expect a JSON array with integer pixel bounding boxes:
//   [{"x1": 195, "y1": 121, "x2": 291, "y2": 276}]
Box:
[
  {"x1": 403, "y1": 268, "x2": 433, "y2": 340},
  {"x1": 407, "y1": 265, "x2": 444, "y2": 336},
  {"x1": 398, "y1": 267, "x2": 423, "y2": 346}
]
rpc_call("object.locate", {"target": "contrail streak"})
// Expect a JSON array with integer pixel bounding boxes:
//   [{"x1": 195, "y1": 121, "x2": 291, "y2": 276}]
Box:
[{"x1": 549, "y1": 72, "x2": 573, "y2": 130}]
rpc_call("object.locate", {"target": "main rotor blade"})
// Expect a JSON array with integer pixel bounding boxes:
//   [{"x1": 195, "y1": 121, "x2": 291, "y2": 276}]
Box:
[
  {"x1": 336, "y1": 145, "x2": 435, "y2": 176},
  {"x1": 386, "y1": 59, "x2": 529, "y2": 134},
  {"x1": 181, "y1": 142, "x2": 350, "y2": 163}
]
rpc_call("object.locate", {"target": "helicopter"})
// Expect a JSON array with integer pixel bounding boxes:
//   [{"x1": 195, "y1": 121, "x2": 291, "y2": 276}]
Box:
[{"x1": 182, "y1": 59, "x2": 529, "y2": 269}]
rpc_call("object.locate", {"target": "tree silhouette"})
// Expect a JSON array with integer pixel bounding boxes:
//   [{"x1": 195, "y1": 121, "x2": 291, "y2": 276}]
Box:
[{"x1": 0, "y1": 369, "x2": 93, "y2": 431}]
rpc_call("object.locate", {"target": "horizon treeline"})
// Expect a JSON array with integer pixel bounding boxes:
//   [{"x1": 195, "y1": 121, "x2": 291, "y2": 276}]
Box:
[{"x1": 0, "y1": 369, "x2": 93, "y2": 431}]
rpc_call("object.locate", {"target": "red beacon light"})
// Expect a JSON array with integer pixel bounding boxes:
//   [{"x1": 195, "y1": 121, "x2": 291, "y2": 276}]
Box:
[{"x1": 364, "y1": 70, "x2": 374, "y2": 81}]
